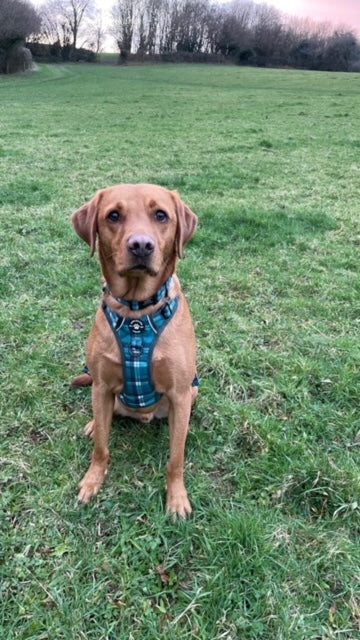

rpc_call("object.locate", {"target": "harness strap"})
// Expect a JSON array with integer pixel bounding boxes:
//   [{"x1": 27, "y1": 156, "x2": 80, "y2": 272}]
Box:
[{"x1": 102, "y1": 296, "x2": 179, "y2": 409}]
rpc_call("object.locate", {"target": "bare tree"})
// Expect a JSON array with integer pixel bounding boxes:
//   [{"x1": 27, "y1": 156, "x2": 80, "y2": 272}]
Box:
[
  {"x1": 215, "y1": 0, "x2": 255, "y2": 56},
  {"x1": 252, "y1": 3, "x2": 282, "y2": 64},
  {"x1": 83, "y1": 8, "x2": 106, "y2": 53},
  {"x1": 174, "y1": 0, "x2": 209, "y2": 53},
  {"x1": 0, "y1": 0, "x2": 41, "y2": 40},
  {"x1": 39, "y1": 0, "x2": 94, "y2": 56},
  {"x1": 40, "y1": 2, "x2": 70, "y2": 48},
  {"x1": 321, "y1": 30, "x2": 360, "y2": 71},
  {"x1": 145, "y1": 0, "x2": 163, "y2": 53},
  {"x1": 132, "y1": 0, "x2": 163, "y2": 54},
  {"x1": 0, "y1": 0, "x2": 41, "y2": 73},
  {"x1": 106, "y1": 0, "x2": 360, "y2": 69},
  {"x1": 202, "y1": 3, "x2": 223, "y2": 54},
  {"x1": 160, "y1": 0, "x2": 181, "y2": 53},
  {"x1": 111, "y1": 0, "x2": 137, "y2": 57}
]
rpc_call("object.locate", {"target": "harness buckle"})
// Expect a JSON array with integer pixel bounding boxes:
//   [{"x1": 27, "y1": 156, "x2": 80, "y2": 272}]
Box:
[
  {"x1": 161, "y1": 303, "x2": 172, "y2": 319},
  {"x1": 130, "y1": 337, "x2": 143, "y2": 357}
]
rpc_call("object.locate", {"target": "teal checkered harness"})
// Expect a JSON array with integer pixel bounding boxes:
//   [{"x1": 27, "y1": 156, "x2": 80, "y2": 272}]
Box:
[{"x1": 102, "y1": 277, "x2": 179, "y2": 409}]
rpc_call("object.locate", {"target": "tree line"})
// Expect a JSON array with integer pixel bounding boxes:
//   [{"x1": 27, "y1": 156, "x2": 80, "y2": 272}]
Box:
[
  {"x1": 109, "y1": 0, "x2": 360, "y2": 71},
  {"x1": 1, "y1": 0, "x2": 359, "y2": 74}
]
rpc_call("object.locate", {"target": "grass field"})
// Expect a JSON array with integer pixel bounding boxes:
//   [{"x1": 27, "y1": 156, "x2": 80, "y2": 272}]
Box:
[{"x1": 1, "y1": 63, "x2": 360, "y2": 639}]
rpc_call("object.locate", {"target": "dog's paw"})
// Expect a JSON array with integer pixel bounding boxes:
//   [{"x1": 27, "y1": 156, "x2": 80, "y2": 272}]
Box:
[
  {"x1": 166, "y1": 487, "x2": 192, "y2": 520},
  {"x1": 78, "y1": 466, "x2": 107, "y2": 503},
  {"x1": 83, "y1": 420, "x2": 95, "y2": 438}
]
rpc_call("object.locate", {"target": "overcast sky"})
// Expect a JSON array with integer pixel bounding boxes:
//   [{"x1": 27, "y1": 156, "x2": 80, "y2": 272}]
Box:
[{"x1": 269, "y1": 0, "x2": 359, "y2": 30}]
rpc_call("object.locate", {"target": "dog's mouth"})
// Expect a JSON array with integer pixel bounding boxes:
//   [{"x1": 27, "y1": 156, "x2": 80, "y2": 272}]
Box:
[
  {"x1": 119, "y1": 264, "x2": 157, "y2": 277},
  {"x1": 130, "y1": 264, "x2": 147, "y2": 271}
]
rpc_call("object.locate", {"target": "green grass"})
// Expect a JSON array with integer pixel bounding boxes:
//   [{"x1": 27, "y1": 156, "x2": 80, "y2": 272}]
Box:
[{"x1": 1, "y1": 63, "x2": 360, "y2": 639}]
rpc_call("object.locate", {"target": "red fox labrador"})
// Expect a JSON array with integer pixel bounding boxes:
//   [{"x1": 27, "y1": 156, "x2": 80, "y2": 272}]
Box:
[{"x1": 72, "y1": 184, "x2": 198, "y2": 518}]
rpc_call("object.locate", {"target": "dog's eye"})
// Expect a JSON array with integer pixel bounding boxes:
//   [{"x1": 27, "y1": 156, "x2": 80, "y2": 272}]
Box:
[
  {"x1": 107, "y1": 211, "x2": 121, "y2": 223},
  {"x1": 154, "y1": 210, "x2": 168, "y2": 223}
]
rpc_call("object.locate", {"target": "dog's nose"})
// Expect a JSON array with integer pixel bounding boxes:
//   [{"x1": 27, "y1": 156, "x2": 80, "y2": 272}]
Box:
[{"x1": 127, "y1": 234, "x2": 155, "y2": 258}]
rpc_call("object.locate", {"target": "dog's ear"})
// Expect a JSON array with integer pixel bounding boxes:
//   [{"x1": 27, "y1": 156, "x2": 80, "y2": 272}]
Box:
[
  {"x1": 71, "y1": 191, "x2": 102, "y2": 256},
  {"x1": 171, "y1": 191, "x2": 198, "y2": 259}
]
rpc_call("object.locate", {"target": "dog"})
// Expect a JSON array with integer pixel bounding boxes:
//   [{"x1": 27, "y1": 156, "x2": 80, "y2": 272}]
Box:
[{"x1": 71, "y1": 184, "x2": 198, "y2": 519}]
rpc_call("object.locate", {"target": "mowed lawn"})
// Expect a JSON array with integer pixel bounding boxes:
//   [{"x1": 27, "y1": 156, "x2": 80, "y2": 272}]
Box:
[{"x1": 1, "y1": 63, "x2": 360, "y2": 639}]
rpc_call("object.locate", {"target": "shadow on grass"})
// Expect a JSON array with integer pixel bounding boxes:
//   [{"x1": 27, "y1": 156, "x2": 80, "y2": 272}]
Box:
[
  {"x1": 0, "y1": 178, "x2": 55, "y2": 206},
  {"x1": 194, "y1": 206, "x2": 337, "y2": 254}
]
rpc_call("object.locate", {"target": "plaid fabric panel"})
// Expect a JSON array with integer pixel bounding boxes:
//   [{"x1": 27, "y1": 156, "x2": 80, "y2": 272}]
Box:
[{"x1": 102, "y1": 298, "x2": 179, "y2": 409}]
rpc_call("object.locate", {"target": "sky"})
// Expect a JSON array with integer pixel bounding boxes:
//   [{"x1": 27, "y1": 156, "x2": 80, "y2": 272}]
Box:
[{"x1": 267, "y1": 0, "x2": 359, "y2": 32}]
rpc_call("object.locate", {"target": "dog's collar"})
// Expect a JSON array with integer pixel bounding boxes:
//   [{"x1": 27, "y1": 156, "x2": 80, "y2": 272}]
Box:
[{"x1": 103, "y1": 276, "x2": 173, "y2": 312}]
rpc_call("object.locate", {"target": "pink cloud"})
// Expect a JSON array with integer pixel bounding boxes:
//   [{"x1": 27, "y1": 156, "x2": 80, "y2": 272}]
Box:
[{"x1": 286, "y1": 0, "x2": 359, "y2": 33}]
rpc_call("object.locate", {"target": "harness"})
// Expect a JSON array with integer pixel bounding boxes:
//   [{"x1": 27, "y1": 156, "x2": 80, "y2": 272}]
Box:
[{"x1": 100, "y1": 277, "x2": 199, "y2": 410}]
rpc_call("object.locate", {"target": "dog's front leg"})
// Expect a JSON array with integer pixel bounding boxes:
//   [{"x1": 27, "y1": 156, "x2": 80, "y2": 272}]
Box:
[
  {"x1": 78, "y1": 384, "x2": 114, "y2": 503},
  {"x1": 166, "y1": 390, "x2": 192, "y2": 519}
]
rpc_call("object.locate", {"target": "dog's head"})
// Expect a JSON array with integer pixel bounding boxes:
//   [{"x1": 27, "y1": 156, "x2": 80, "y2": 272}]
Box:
[{"x1": 72, "y1": 184, "x2": 197, "y2": 281}]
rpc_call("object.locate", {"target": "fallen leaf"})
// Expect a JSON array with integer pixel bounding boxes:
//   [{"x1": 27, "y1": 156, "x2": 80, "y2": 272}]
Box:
[{"x1": 156, "y1": 564, "x2": 170, "y2": 584}]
